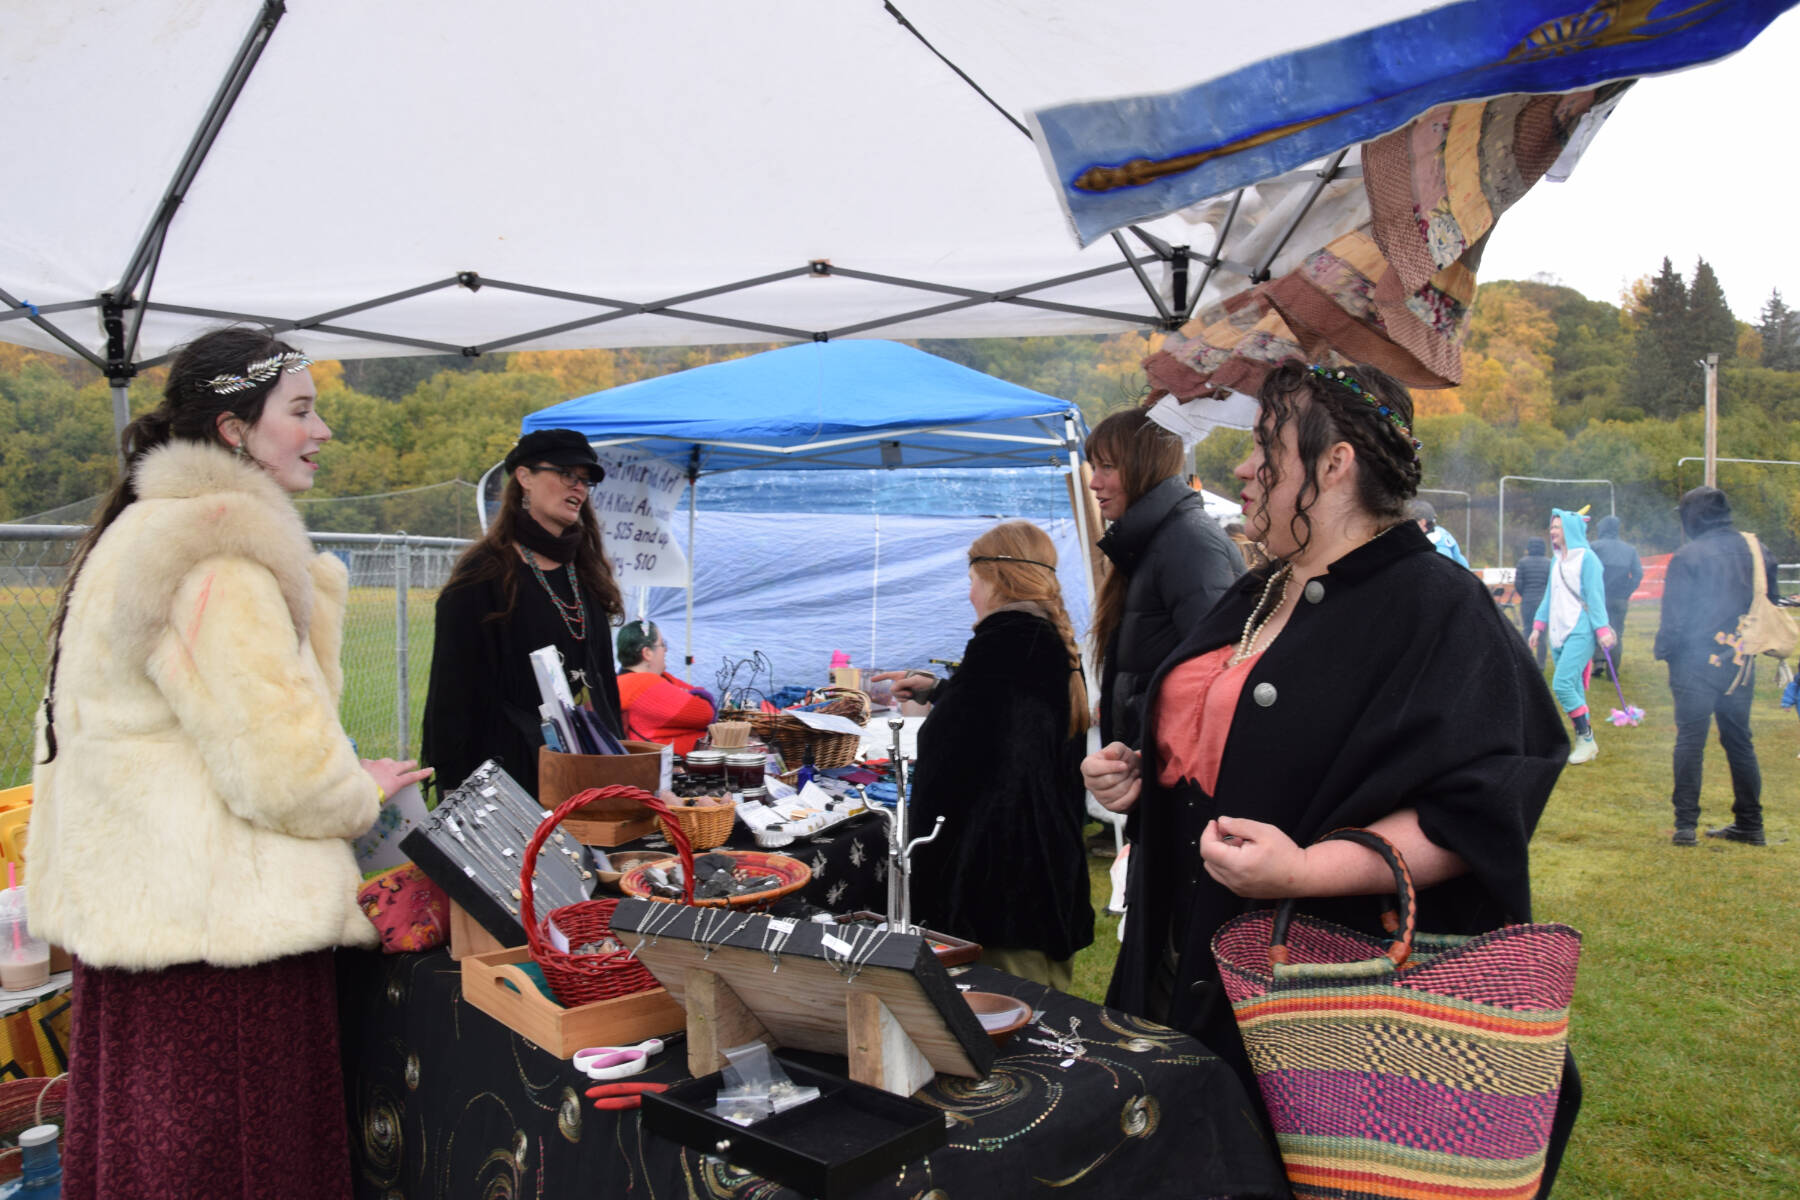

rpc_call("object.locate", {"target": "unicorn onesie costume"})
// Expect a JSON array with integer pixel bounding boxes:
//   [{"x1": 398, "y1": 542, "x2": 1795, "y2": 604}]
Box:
[{"x1": 1532, "y1": 507, "x2": 1613, "y2": 763}]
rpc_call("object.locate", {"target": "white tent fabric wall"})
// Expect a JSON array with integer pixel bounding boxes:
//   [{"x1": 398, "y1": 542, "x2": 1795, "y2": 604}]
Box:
[
  {"x1": 643, "y1": 509, "x2": 1090, "y2": 697},
  {"x1": 1, "y1": 0, "x2": 1442, "y2": 366}
]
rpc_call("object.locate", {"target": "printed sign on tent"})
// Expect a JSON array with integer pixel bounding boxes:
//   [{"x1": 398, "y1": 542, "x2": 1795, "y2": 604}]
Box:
[{"x1": 589, "y1": 452, "x2": 689, "y2": 589}]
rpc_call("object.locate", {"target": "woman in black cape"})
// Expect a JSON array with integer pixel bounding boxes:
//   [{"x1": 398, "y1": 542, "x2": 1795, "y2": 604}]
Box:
[{"x1": 1083, "y1": 361, "x2": 1579, "y2": 1195}]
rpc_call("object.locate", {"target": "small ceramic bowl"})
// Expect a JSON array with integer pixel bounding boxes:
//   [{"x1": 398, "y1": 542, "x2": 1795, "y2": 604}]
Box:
[{"x1": 963, "y1": 991, "x2": 1032, "y2": 1048}]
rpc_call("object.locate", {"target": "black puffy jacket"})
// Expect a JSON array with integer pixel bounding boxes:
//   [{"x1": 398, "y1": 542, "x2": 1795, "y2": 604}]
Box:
[
  {"x1": 1096, "y1": 477, "x2": 1243, "y2": 748},
  {"x1": 1654, "y1": 487, "x2": 1778, "y2": 666}
]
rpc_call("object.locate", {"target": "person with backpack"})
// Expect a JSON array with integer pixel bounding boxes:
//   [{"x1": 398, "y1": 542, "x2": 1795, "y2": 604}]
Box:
[{"x1": 1654, "y1": 486, "x2": 1780, "y2": 846}]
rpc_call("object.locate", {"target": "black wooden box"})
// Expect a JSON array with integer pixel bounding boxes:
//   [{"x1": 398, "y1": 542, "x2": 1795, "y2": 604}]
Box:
[{"x1": 641, "y1": 1055, "x2": 946, "y2": 1198}]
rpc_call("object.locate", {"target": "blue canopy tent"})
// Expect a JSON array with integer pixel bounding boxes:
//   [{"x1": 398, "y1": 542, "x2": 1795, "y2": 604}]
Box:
[{"x1": 499, "y1": 341, "x2": 1102, "y2": 685}]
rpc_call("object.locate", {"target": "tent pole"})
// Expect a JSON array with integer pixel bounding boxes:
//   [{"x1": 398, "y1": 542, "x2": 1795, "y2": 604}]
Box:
[
  {"x1": 684, "y1": 455, "x2": 699, "y2": 670},
  {"x1": 1063, "y1": 412, "x2": 1102, "y2": 708}
]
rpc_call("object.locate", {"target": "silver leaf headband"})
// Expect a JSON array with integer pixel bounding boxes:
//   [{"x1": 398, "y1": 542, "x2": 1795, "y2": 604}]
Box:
[{"x1": 202, "y1": 350, "x2": 313, "y2": 395}]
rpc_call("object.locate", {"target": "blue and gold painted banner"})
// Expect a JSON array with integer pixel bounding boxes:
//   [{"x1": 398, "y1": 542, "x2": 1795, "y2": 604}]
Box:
[{"x1": 1029, "y1": 0, "x2": 1796, "y2": 246}]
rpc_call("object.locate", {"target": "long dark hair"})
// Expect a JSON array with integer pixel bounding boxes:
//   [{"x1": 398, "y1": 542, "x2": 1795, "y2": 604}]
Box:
[
  {"x1": 41, "y1": 327, "x2": 305, "y2": 762},
  {"x1": 1250, "y1": 360, "x2": 1422, "y2": 560},
  {"x1": 1084, "y1": 407, "x2": 1186, "y2": 675},
  {"x1": 446, "y1": 472, "x2": 623, "y2": 626}
]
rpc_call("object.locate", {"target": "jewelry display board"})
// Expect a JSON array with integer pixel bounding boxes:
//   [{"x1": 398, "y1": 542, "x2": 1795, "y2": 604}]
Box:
[{"x1": 612, "y1": 898, "x2": 993, "y2": 1094}]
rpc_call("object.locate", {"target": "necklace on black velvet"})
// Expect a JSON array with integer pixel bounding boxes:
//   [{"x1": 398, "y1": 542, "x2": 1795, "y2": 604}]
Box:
[{"x1": 520, "y1": 546, "x2": 587, "y2": 641}]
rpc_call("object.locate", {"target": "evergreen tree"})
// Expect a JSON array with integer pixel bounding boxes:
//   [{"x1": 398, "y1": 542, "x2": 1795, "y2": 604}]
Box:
[
  {"x1": 1758, "y1": 288, "x2": 1800, "y2": 370},
  {"x1": 1686, "y1": 258, "x2": 1737, "y2": 366},
  {"x1": 1623, "y1": 257, "x2": 1692, "y2": 418}
]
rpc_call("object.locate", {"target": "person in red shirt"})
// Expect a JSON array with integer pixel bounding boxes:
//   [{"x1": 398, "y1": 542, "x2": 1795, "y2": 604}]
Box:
[{"x1": 615, "y1": 619, "x2": 716, "y2": 753}]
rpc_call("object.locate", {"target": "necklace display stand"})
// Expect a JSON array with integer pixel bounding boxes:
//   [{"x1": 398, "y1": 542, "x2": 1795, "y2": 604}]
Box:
[{"x1": 612, "y1": 898, "x2": 993, "y2": 1097}]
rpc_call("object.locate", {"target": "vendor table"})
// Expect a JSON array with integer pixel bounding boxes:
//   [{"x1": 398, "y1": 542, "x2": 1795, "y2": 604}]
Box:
[{"x1": 338, "y1": 949, "x2": 1286, "y2": 1200}]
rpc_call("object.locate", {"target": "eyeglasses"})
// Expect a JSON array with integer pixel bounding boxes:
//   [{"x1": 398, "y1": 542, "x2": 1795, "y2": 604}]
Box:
[{"x1": 530, "y1": 464, "x2": 598, "y2": 488}]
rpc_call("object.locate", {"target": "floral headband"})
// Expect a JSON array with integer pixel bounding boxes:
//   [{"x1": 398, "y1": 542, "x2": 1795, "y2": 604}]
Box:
[
  {"x1": 1307, "y1": 364, "x2": 1421, "y2": 462},
  {"x1": 202, "y1": 350, "x2": 313, "y2": 395}
]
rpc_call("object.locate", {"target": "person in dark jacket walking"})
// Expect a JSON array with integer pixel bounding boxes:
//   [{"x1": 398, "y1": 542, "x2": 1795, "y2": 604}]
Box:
[
  {"x1": 1514, "y1": 536, "x2": 1551, "y2": 668},
  {"x1": 1588, "y1": 515, "x2": 1644, "y2": 681},
  {"x1": 1086, "y1": 409, "x2": 1244, "y2": 749},
  {"x1": 1654, "y1": 486, "x2": 1777, "y2": 846}
]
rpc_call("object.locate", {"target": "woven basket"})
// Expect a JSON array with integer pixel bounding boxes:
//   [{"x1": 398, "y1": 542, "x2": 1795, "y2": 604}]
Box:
[
  {"x1": 522, "y1": 790, "x2": 665, "y2": 1008},
  {"x1": 0, "y1": 1075, "x2": 67, "y2": 1185},
  {"x1": 664, "y1": 798, "x2": 736, "y2": 850},
  {"x1": 743, "y1": 687, "x2": 871, "y2": 771},
  {"x1": 619, "y1": 849, "x2": 810, "y2": 911}
]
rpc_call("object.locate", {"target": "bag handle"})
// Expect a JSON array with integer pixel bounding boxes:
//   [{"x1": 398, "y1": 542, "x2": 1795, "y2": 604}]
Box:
[
  {"x1": 1742, "y1": 532, "x2": 1770, "y2": 600},
  {"x1": 1268, "y1": 827, "x2": 1417, "y2": 969}
]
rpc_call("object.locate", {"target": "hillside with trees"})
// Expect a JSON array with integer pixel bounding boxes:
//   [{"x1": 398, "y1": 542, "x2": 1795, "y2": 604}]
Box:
[{"x1": 5, "y1": 257, "x2": 1799, "y2": 562}]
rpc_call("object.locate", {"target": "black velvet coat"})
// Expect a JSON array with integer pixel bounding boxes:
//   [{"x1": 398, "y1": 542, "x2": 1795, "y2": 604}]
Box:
[
  {"x1": 908, "y1": 609, "x2": 1094, "y2": 962},
  {"x1": 420, "y1": 549, "x2": 622, "y2": 800},
  {"x1": 1097, "y1": 477, "x2": 1244, "y2": 749},
  {"x1": 1108, "y1": 521, "x2": 1568, "y2": 1077}
]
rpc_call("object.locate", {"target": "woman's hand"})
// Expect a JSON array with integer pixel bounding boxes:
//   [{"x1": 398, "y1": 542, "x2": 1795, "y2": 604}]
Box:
[
  {"x1": 1526, "y1": 629, "x2": 1539, "y2": 654},
  {"x1": 1199, "y1": 815, "x2": 1310, "y2": 899},
  {"x1": 870, "y1": 670, "x2": 938, "y2": 704},
  {"x1": 1081, "y1": 742, "x2": 1141, "y2": 813},
  {"x1": 1597, "y1": 627, "x2": 1616, "y2": 651},
  {"x1": 364, "y1": 758, "x2": 434, "y2": 801}
]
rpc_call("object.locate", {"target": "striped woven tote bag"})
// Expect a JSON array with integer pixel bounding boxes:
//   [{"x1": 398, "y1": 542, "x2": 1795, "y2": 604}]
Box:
[{"x1": 1211, "y1": 828, "x2": 1580, "y2": 1200}]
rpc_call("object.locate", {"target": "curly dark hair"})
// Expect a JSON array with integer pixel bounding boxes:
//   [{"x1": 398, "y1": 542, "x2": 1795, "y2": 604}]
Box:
[{"x1": 1250, "y1": 360, "x2": 1423, "y2": 559}]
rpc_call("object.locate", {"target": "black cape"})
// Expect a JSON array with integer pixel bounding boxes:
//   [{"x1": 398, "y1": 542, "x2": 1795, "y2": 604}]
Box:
[
  {"x1": 1109, "y1": 521, "x2": 1569, "y2": 1069},
  {"x1": 907, "y1": 609, "x2": 1094, "y2": 961},
  {"x1": 420, "y1": 549, "x2": 622, "y2": 800}
]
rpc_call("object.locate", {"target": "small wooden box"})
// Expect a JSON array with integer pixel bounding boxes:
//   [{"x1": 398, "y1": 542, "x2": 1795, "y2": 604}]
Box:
[
  {"x1": 461, "y1": 946, "x2": 686, "y2": 1058},
  {"x1": 563, "y1": 812, "x2": 662, "y2": 847},
  {"x1": 539, "y1": 741, "x2": 672, "y2": 818}
]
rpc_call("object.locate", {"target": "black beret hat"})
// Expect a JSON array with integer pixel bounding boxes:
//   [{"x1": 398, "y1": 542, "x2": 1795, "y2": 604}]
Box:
[{"x1": 503, "y1": 428, "x2": 604, "y2": 482}]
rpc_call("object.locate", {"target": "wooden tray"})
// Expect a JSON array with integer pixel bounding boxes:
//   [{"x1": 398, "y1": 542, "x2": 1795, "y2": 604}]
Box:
[{"x1": 461, "y1": 945, "x2": 685, "y2": 1058}]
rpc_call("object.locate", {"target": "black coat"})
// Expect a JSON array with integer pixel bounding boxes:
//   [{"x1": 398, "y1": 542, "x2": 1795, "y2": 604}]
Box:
[
  {"x1": 1513, "y1": 547, "x2": 1551, "y2": 636},
  {"x1": 1097, "y1": 477, "x2": 1244, "y2": 749},
  {"x1": 421, "y1": 549, "x2": 622, "y2": 800},
  {"x1": 1589, "y1": 516, "x2": 1644, "y2": 628},
  {"x1": 1653, "y1": 515, "x2": 1777, "y2": 670},
  {"x1": 1108, "y1": 522, "x2": 1568, "y2": 1078},
  {"x1": 907, "y1": 609, "x2": 1094, "y2": 961}
]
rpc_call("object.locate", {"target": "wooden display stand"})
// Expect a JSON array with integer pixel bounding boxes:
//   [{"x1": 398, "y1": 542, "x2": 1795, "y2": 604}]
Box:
[
  {"x1": 461, "y1": 945, "x2": 685, "y2": 1057},
  {"x1": 613, "y1": 899, "x2": 993, "y2": 1097}
]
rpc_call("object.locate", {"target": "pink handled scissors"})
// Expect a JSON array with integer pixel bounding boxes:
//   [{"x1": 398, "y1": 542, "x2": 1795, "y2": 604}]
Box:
[{"x1": 572, "y1": 1038, "x2": 665, "y2": 1081}]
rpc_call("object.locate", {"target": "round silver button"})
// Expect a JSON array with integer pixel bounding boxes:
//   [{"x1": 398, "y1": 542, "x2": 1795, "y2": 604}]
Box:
[
  {"x1": 1303, "y1": 580, "x2": 1325, "y2": 604},
  {"x1": 1253, "y1": 682, "x2": 1277, "y2": 707}
]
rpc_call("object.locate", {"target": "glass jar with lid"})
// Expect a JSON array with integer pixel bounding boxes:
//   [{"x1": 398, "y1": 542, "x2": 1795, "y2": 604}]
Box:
[{"x1": 724, "y1": 750, "x2": 767, "y2": 791}]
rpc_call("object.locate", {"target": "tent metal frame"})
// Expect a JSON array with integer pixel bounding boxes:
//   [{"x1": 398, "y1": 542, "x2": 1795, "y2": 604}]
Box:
[{"x1": 0, "y1": 0, "x2": 1348, "y2": 448}]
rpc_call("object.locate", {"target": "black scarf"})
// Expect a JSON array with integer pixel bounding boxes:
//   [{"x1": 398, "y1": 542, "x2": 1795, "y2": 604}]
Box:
[{"x1": 513, "y1": 509, "x2": 582, "y2": 564}]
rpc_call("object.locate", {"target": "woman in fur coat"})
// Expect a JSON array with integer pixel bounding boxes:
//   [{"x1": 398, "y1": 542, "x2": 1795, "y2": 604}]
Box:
[
  {"x1": 28, "y1": 327, "x2": 430, "y2": 1200},
  {"x1": 874, "y1": 521, "x2": 1094, "y2": 989}
]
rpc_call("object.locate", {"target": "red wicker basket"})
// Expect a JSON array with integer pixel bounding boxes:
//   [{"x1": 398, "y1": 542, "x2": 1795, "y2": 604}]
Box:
[{"x1": 522, "y1": 789, "x2": 669, "y2": 1007}]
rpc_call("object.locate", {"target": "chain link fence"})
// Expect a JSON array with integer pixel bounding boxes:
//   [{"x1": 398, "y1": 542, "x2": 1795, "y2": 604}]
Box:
[{"x1": 0, "y1": 526, "x2": 469, "y2": 787}]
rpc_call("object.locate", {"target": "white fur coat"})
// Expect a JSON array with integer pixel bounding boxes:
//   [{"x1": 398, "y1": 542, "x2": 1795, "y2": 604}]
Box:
[{"x1": 28, "y1": 440, "x2": 380, "y2": 968}]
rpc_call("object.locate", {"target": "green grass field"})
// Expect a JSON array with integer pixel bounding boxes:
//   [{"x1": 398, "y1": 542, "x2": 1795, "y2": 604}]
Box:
[
  {"x1": 1069, "y1": 606, "x2": 1800, "y2": 1199},
  {"x1": 5, "y1": 593, "x2": 1797, "y2": 1195}
]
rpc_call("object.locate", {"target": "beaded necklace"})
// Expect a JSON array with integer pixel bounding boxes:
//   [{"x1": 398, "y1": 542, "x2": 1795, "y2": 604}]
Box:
[
  {"x1": 520, "y1": 547, "x2": 587, "y2": 641},
  {"x1": 1229, "y1": 565, "x2": 1291, "y2": 667}
]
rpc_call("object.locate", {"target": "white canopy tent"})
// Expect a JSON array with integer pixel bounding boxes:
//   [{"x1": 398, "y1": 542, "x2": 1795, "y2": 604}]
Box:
[{"x1": 2, "y1": 1, "x2": 1447, "y2": 402}]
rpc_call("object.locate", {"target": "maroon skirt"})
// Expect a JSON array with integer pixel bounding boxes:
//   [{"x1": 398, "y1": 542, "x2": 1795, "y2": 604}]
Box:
[{"x1": 63, "y1": 950, "x2": 352, "y2": 1200}]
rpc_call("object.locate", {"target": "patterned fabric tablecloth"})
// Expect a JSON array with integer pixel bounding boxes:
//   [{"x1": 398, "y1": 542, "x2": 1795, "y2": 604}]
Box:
[{"x1": 339, "y1": 950, "x2": 1287, "y2": 1199}]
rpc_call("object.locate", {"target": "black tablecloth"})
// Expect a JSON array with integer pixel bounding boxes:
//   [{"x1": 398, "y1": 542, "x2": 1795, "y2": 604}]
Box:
[{"x1": 338, "y1": 949, "x2": 1287, "y2": 1199}]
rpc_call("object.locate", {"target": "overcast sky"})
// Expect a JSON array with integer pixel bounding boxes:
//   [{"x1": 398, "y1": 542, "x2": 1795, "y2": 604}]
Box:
[{"x1": 1477, "y1": 7, "x2": 1797, "y2": 322}]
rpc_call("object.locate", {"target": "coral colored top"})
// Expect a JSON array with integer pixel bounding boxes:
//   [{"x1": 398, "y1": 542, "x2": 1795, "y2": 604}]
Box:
[
  {"x1": 616, "y1": 670, "x2": 714, "y2": 754},
  {"x1": 1154, "y1": 644, "x2": 1261, "y2": 792}
]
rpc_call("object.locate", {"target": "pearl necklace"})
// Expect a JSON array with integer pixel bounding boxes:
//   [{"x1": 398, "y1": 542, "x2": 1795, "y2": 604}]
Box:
[
  {"x1": 1230, "y1": 564, "x2": 1292, "y2": 667},
  {"x1": 1228, "y1": 521, "x2": 1398, "y2": 666}
]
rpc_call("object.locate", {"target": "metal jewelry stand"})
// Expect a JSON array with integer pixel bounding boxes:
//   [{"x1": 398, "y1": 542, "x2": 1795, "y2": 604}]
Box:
[{"x1": 870, "y1": 716, "x2": 943, "y2": 934}]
